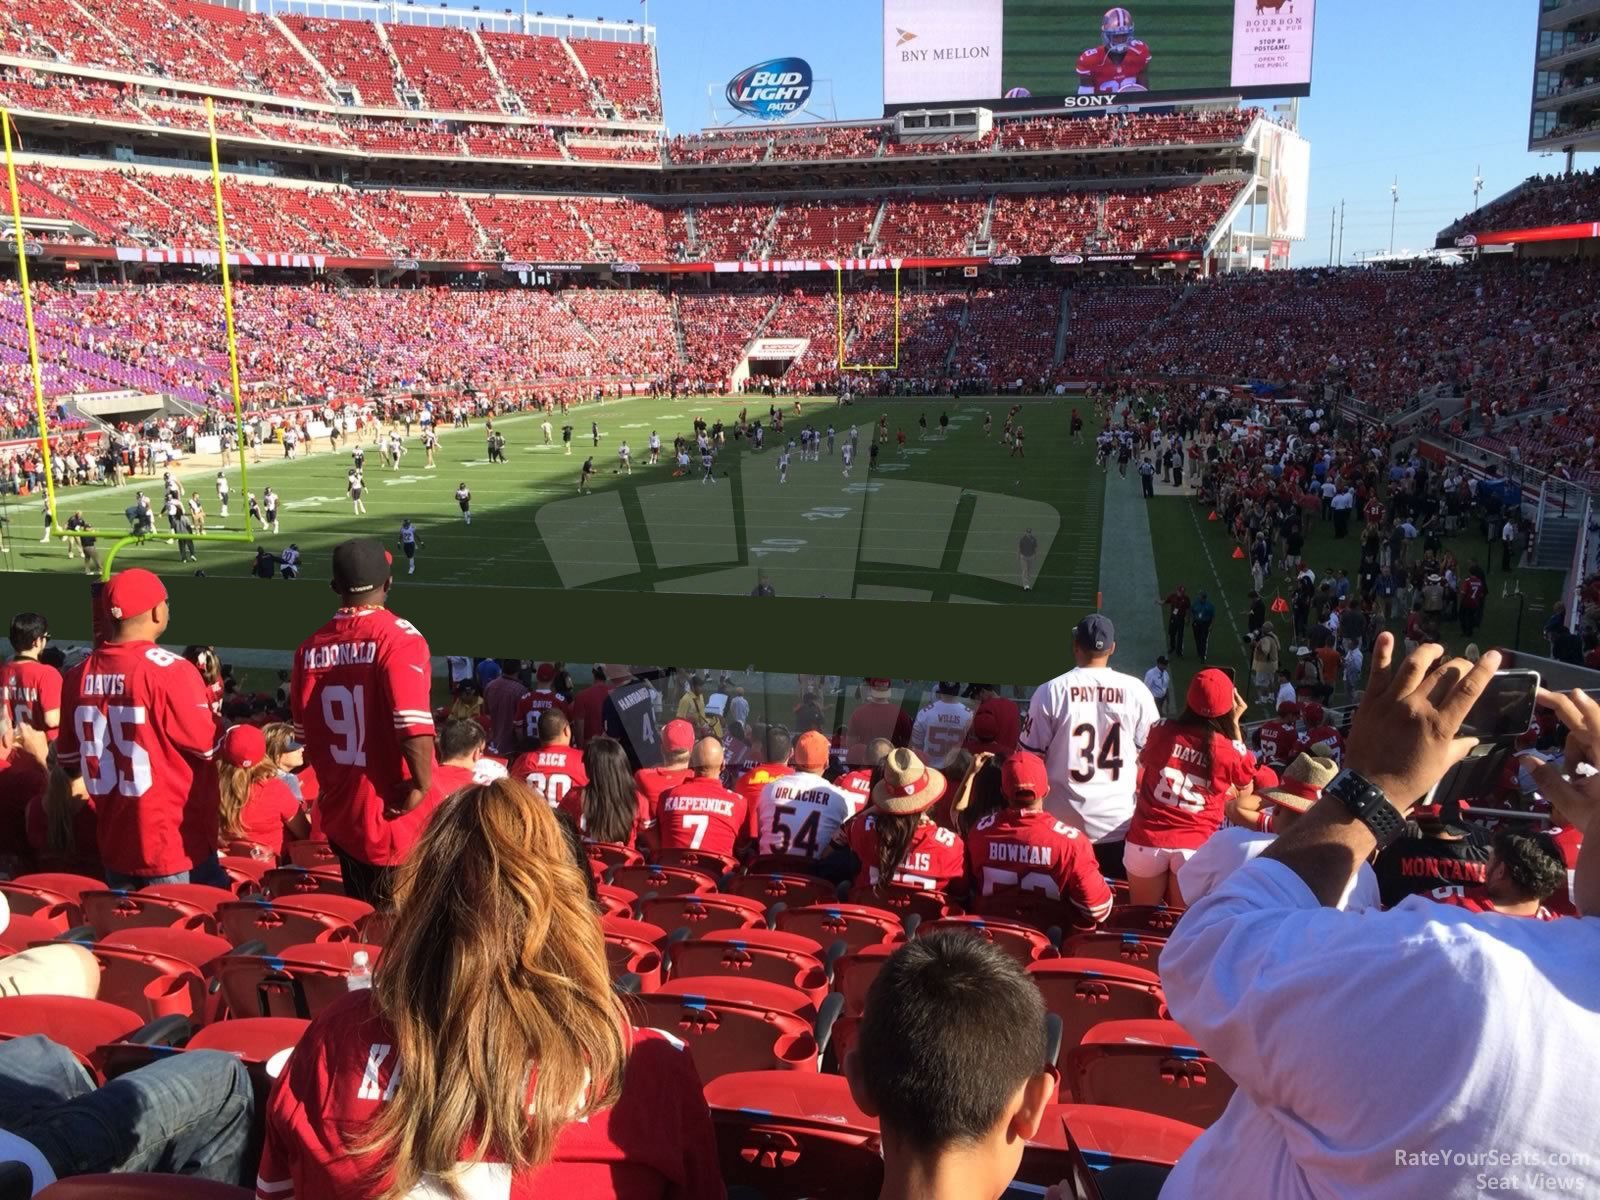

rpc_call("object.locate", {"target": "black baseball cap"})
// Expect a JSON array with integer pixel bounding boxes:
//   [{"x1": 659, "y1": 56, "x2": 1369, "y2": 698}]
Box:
[
  {"x1": 1074, "y1": 614, "x2": 1116, "y2": 652},
  {"x1": 330, "y1": 538, "x2": 392, "y2": 596}
]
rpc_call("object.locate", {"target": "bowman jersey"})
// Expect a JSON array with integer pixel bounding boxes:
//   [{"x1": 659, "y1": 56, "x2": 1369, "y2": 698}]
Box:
[
  {"x1": 507, "y1": 745, "x2": 589, "y2": 808},
  {"x1": 1127, "y1": 723, "x2": 1255, "y2": 851},
  {"x1": 1020, "y1": 666, "x2": 1160, "y2": 843},
  {"x1": 291, "y1": 607, "x2": 437, "y2": 867},
  {"x1": 843, "y1": 814, "x2": 964, "y2": 892},
  {"x1": 0, "y1": 657, "x2": 62, "y2": 737},
  {"x1": 57, "y1": 641, "x2": 222, "y2": 878},
  {"x1": 657, "y1": 776, "x2": 749, "y2": 857},
  {"x1": 755, "y1": 770, "x2": 860, "y2": 861},
  {"x1": 909, "y1": 699, "x2": 973, "y2": 769},
  {"x1": 965, "y1": 808, "x2": 1113, "y2": 924},
  {"x1": 1303, "y1": 724, "x2": 1345, "y2": 763},
  {"x1": 1077, "y1": 41, "x2": 1151, "y2": 93}
]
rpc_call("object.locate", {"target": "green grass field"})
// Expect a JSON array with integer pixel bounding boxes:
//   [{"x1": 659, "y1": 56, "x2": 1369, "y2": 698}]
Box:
[
  {"x1": 1002, "y1": 0, "x2": 1235, "y2": 97},
  {"x1": 0, "y1": 395, "x2": 1104, "y2": 609}
]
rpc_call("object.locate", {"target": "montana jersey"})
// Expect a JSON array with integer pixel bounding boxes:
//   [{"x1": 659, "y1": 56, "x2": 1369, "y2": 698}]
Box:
[
  {"x1": 1128, "y1": 724, "x2": 1255, "y2": 850},
  {"x1": 844, "y1": 814, "x2": 964, "y2": 892},
  {"x1": 965, "y1": 808, "x2": 1113, "y2": 923},
  {"x1": 657, "y1": 776, "x2": 748, "y2": 857},
  {"x1": 0, "y1": 657, "x2": 63, "y2": 737},
  {"x1": 291, "y1": 607, "x2": 436, "y2": 867},
  {"x1": 1020, "y1": 667, "x2": 1159, "y2": 842},
  {"x1": 57, "y1": 641, "x2": 221, "y2": 877},
  {"x1": 910, "y1": 699, "x2": 973, "y2": 769},
  {"x1": 508, "y1": 745, "x2": 589, "y2": 808},
  {"x1": 755, "y1": 770, "x2": 859, "y2": 860}
]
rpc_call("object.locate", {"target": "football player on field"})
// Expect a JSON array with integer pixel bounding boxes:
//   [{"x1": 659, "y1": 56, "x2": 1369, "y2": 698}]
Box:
[{"x1": 1077, "y1": 7, "x2": 1151, "y2": 95}]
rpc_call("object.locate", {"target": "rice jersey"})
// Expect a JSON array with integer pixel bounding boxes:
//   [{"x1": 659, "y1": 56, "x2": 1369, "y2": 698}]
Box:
[{"x1": 508, "y1": 745, "x2": 589, "y2": 808}]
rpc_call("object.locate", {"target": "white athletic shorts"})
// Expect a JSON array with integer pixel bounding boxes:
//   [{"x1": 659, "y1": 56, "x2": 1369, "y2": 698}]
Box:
[{"x1": 1122, "y1": 841, "x2": 1197, "y2": 878}]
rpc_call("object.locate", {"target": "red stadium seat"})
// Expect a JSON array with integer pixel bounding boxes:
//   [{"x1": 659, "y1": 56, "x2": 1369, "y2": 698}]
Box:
[
  {"x1": 596, "y1": 883, "x2": 636, "y2": 918},
  {"x1": 603, "y1": 922, "x2": 665, "y2": 991},
  {"x1": 725, "y1": 872, "x2": 841, "y2": 908},
  {"x1": 217, "y1": 856, "x2": 271, "y2": 893},
  {"x1": 1061, "y1": 929, "x2": 1167, "y2": 973},
  {"x1": 216, "y1": 895, "x2": 372, "y2": 955},
  {"x1": 1036, "y1": 1103, "x2": 1201, "y2": 1171},
  {"x1": 846, "y1": 884, "x2": 961, "y2": 924},
  {"x1": 773, "y1": 904, "x2": 903, "y2": 955},
  {"x1": 102, "y1": 928, "x2": 233, "y2": 972},
  {"x1": 0, "y1": 912, "x2": 61, "y2": 954},
  {"x1": 1098, "y1": 905, "x2": 1184, "y2": 937},
  {"x1": 602, "y1": 915, "x2": 670, "y2": 949},
  {"x1": 259, "y1": 866, "x2": 346, "y2": 899},
  {"x1": 605, "y1": 864, "x2": 719, "y2": 898},
  {"x1": 285, "y1": 839, "x2": 339, "y2": 871},
  {"x1": 1027, "y1": 957, "x2": 1167, "y2": 1062},
  {"x1": 704, "y1": 1070, "x2": 883, "y2": 1199},
  {"x1": 84, "y1": 943, "x2": 208, "y2": 1024},
  {"x1": 668, "y1": 928, "x2": 831, "y2": 1005},
  {"x1": 1066, "y1": 1019, "x2": 1236, "y2": 1129},
  {"x1": 80, "y1": 886, "x2": 235, "y2": 938},
  {"x1": 636, "y1": 891, "x2": 768, "y2": 936},
  {"x1": 632, "y1": 978, "x2": 837, "y2": 1082},
  {"x1": 0, "y1": 995, "x2": 144, "y2": 1064},
  {"x1": 37, "y1": 1174, "x2": 252, "y2": 1198},
  {"x1": 586, "y1": 841, "x2": 644, "y2": 869},
  {"x1": 8, "y1": 873, "x2": 104, "y2": 905},
  {"x1": 0, "y1": 878, "x2": 92, "y2": 930},
  {"x1": 974, "y1": 889, "x2": 1088, "y2": 936},
  {"x1": 217, "y1": 942, "x2": 382, "y2": 1019},
  {"x1": 650, "y1": 847, "x2": 738, "y2": 874},
  {"x1": 918, "y1": 915, "x2": 1058, "y2": 966},
  {"x1": 99, "y1": 1017, "x2": 310, "y2": 1087}
]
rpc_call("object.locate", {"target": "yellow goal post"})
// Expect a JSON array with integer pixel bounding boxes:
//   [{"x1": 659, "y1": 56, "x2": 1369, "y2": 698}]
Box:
[{"x1": 835, "y1": 262, "x2": 900, "y2": 372}]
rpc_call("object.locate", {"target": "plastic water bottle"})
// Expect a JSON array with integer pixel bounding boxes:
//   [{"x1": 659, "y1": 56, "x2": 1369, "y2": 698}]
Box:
[{"x1": 346, "y1": 949, "x2": 372, "y2": 992}]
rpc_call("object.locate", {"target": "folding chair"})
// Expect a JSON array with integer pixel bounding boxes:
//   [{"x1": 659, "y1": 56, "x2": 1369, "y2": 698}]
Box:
[
  {"x1": 635, "y1": 892, "x2": 768, "y2": 937},
  {"x1": 216, "y1": 895, "x2": 373, "y2": 955},
  {"x1": 1060, "y1": 930, "x2": 1167, "y2": 973},
  {"x1": 81, "y1": 885, "x2": 235, "y2": 938},
  {"x1": 918, "y1": 915, "x2": 1058, "y2": 967},
  {"x1": 668, "y1": 928, "x2": 833, "y2": 1006},
  {"x1": 1065, "y1": 1019, "x2": 1235, "y2": 1129},
  {"x1": 650, "y1": 847, "x2": 738, "y2": 875},
  {"x1": 605, "y1": 863, "x2": 719, "y2": 898},
  {"x1": 217, "y1": 942, "x2": 383, "y2": 1020},
  {"x1": 725, "y1": 872, "x2": 841, "y2": 909},
  {"x1": 773, "y1": 904, "x2": 903, "y2": 955},
  {"x1": 259, "y1": 866, "x2": 346, "y2": 900},
  {"x1": 704, "y1": 1070, "x2": 883, "y2": 1200},
  {"x1": 630, "y1": 977, "x2": 843, "y2": 1082},
  {"x1": 847, "y1": 884, "x2": 960, "y2": 924}
]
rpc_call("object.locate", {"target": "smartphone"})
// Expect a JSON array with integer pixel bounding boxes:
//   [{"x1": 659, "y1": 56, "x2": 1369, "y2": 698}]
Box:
[
  {"x1": 1459, "y1": 670, "x2": 1539, "y2": 740},
  {"x1": 1216, "y1": 665, "x2": 1237, "y2": 683}
]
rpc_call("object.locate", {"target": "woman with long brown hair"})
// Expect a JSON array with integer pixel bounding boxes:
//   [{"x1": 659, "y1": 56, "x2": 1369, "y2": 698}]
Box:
[
  {"x1": 216, "y1": 725, "x2": 310, "y2": 857},
  {"x1": 831, "y1": 749, "x2": 966, "y2": 895},
  {"x1": 560, "y1": 735, "x2": 645, "y2": 848},
  {"x1": 258, "y1": 776, "x2": 721, "y2": 1199}
]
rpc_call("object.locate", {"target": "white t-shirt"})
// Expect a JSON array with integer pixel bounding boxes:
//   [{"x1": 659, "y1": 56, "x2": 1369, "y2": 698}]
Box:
[
  {"x1": 756, "y1": 771, "x2": 860, "y2": 860},
  {"x1": 1177, "y1": 826, "x2": 1379, "y2": 911},
  {"x1": 910, "y1": 699, "x2": 973, "y2": 769},
  {"x1": 1020, "y1": 666, "x2": 1159, "y2": 842},
  {"x1": 1160, "y1": 857, "x2": 1600, "y2": 1200}
]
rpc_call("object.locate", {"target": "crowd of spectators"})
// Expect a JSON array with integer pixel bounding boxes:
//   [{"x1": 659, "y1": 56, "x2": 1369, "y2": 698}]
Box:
[
  {"x1": 996, "y1": 108, "x2": 1259, "y2": 153},
  {"x1": 1455, "y1": 166, "x2": 1600, "y2": 234}
]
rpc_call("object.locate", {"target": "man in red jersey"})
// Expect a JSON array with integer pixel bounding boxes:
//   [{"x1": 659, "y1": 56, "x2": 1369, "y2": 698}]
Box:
[
  {"x1": 1458, "y1": 564, "x2": 1488, "y2": 638},
  {"x1": 1, "y1": 612, "x2": 61, "y2": 738},
  {"x1": 567, "y1": 665, "x2": 612, "y2": 748},
  {"x1": 513, "y1": 662, "x2": 571, "y2": 750},
  {"x1": 1076, "y1": 7, "x2": 1151, "y2": 94},
  {"x1": 1255, "y1": 700, "x2": 1305, "y2": 767},
  {"x1": 292, "y1": 539, "x2": 436, "y2": 905},
  {"x1": 965, "y1": 751, "x2": 1112, "y2": 926},
  {"x1": 836, "y1": 737, "x2": 893, "y2": 810},
  {"x1": 509, "y1": 708, "x2": 589, "y2": 808},
  {"x1": 634, "y1": 718, "x2": 694, "y2": 834},
  {"x1": 964, "y1": 686, "x2": 1021, "y2": 755},
  {"x1": 657, "y1": 737, "x2": 749, "y2": 858},
  {"x1": 56, "y1": 569, "x2": 227, "y2": 889},
  {"x1": 1300, "y1": 702, "x2": 1344, "y2": 765},
  {"x1": 431, "y1": 718, "x2": 491, "y2": 798},
  {"x1": 733, "y1": 725, "x2": 795, "y2": 811},
  {"x1": 846, "y1": 679, "x2": 911, "y2": 765},
  {"x1": 1429, "y1": 828, "x2": 1568, "y2": 920}
]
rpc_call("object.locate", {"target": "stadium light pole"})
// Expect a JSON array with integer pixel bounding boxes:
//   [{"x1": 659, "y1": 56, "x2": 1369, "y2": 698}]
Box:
[
  {"x1": 1473, "y1": 166, "x2": 1484, "y2": 211},
  {"x1": 1389, "y1": 178, "x2": 1399, "y2": 255}
]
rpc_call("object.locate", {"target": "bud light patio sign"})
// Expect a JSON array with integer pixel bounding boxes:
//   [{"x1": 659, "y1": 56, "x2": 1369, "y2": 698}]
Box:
[{"x1": 726, "y1": 58, "x2": 813, "y2": 120}]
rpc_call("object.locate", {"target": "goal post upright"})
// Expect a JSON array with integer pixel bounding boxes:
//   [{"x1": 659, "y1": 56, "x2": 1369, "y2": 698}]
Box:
[{"x1": 836, "y1": 263, "x2": 900, "y2": 372}]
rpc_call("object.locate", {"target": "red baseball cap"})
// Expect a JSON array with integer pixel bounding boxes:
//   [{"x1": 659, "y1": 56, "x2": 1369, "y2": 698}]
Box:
[
  {"x1": 535, "y1": 663, "x2": 556, "y2": 683},
  {"x1": 1187, "y1": 669, "x2": 1235, "y2": 720},
  {"x1": 661, "y1": 719, "x2": 695, "y2": 754},
  {"x1": 1001, "y1": 751, "x2": 1051, "y2": 801},
  {"x1": 1302, "y1": 702, "x2": 1325, "y2": 725},
  {"x1": 103, "y1": 568, "x2": 167, "y2": 622},
  {"x1": 1276, "y1": 699, "x2": 1301, "y2": 718},
  {"x1": 220, "y1": 723, "x2": 267, "y2": 769}
]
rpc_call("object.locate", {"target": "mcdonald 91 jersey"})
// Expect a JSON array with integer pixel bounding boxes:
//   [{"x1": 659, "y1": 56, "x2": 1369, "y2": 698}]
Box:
[{"x1": 291, "y1": 606, "x2": 436, "y2": 867}]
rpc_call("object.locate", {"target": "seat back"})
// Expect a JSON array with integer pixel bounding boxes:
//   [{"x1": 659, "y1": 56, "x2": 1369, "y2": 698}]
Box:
[
  {"x1": 1034, "y1": 1103, "x2": 1201, "y2": 1172},
  {"x1": 81, "y1": 889, "x2": 220, "y2": 938},
  {"x1": 217, "y1": 942, "x2": 383, "y2": 1020},
  {"x1": 285, "y1": 839, "x2": 340, "y2": 871},
  {"x1": 1028, "y1": 958, "x2": 1166, "y2": 1060},
  {"x1": 33, "y1": 1172, "x2": 253, "y2": 1198},
  {"x1": 668, "y1": 933, "x2": 829, "y2": 1005},
  {"x1": 704, "y1": 1071, "x2": 882, "y2": 1200},
  {"x1": 10, "y1": 873, "x2": 105, "y2": 904},
  {"x1": 88, "y1": 944, "x2": 208, "y2": 1024},
  {"x1": 595, "y1": 883, "x2": 635, "y2": 917},
  {"x1": 0, "y1": 912, "x2": 60, "y2": 954},
  {"x1": 586, "y1": 841, "x2": 643, "y2": 869},
  {"x1": 0, "y1": 881, "x2": 84, "y2": 930},
  {"x1": 649, "y1": 847, "x2": 738, "y2": 874},
  {"x1": 260, "y1": 867, "x2": 346, "y2": 900},
  {"x1": 635, "y1": 892, "x2": 768, "y2": 937},
  {"x1": 1097, "y1": 905, "x2": 1184, "y2": 937},
  {"x1": 631, "y1": 983, "x2": 821, "y2": 1082},
  {"x1": 603, "y1": 929, "x2": 665, "y2": 992},
  {"x1": 0, "y1": 995, "x2": 143, "y2": 1065},
  {"x1": 606, "y1": 864, "x2": 719, "y2": 898},
  {"x1": 831, "y1": 943, "x2": 897, "y2": 1017},
  {"x1": 1066, "y1": 1019, "x2": 1235, "y2": 1128},
  {"x1": 773, "y1": 904, "x2": 902, "y2": 955},
  {"x1": 1060, "y1": 930, "x2": 1167, "y2": 973},
  {"x1": 216, "y1": 898, "x2": 368, "y2": 956},
  {"x1": 919, "y1": 915, "x2": 1057, "y2": 966},
  {"x1": 725, "y1": 872, "x2": 840, "y2": 908},
  {"x1": 847, "y1": 884, "x2": 959, "y2": 924}
]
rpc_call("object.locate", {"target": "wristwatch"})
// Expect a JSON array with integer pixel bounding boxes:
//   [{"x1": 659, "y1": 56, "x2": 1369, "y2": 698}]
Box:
[{"x1": 1324, "y1": 769, "x2": 1407, "y2": 849}]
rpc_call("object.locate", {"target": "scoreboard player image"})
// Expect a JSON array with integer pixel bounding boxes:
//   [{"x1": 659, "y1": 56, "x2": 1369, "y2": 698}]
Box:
[{"x1": 1076, "y1": 7, "x2": 1151, "y2": 94}]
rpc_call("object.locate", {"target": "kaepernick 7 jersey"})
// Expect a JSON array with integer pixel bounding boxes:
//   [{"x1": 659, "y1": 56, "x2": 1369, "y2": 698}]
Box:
[
  {"x1": 57, "y1": 641, "x2": 222, "y2": 878},
  {"x1": 291, "y1": 606, "x2": 437, "y2": 868},
  {"x1": 657, "y1": 776, "x2": 749, "y2": 858},
  {"x1": 1076, "y1": 42, "x2": 1151, "y2": 93},
  {"x1": 965, "y1": 808, "x2": 1113, "y2": 924}
]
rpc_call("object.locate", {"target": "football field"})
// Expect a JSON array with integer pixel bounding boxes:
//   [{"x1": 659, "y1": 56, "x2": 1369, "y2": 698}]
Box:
[{"x1": 0, "y1": 395, "x2": 1106, "y2": 610}]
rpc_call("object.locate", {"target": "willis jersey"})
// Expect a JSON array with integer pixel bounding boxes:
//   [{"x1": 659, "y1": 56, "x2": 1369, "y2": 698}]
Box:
[{"x1": 910, "y1": 699, "x2": 973, "y2": 769}]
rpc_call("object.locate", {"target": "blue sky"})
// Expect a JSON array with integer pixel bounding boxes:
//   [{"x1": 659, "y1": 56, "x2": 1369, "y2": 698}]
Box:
[{"x1": 514, "y1": 0, "x2": 1594, "y2": 263}]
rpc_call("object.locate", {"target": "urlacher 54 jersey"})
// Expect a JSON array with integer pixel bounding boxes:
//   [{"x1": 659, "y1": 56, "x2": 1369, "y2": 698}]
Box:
[{"x1": 292, "y1": 607, "x2": 436, "y2": 867}]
